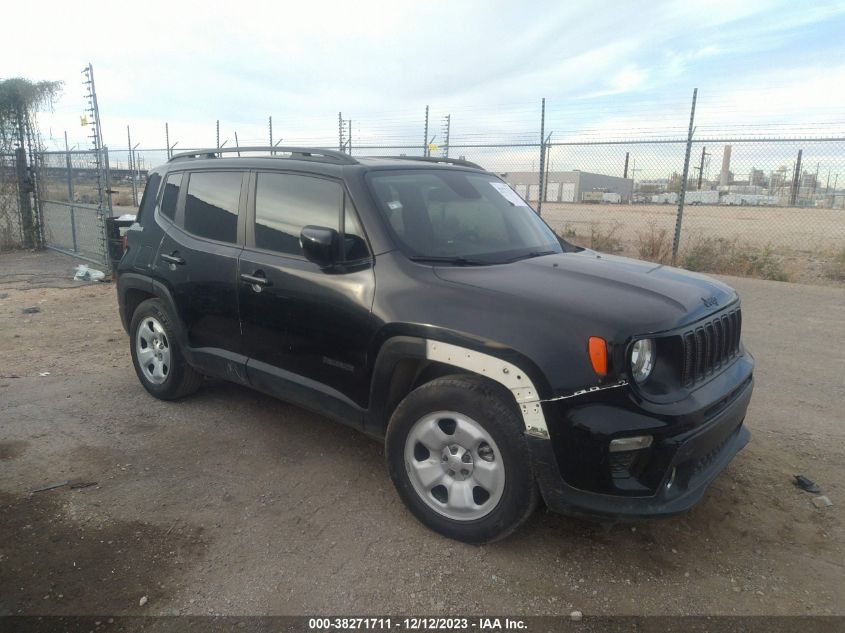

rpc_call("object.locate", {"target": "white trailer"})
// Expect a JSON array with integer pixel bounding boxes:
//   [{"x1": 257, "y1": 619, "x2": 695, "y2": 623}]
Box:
[
  {"x1": 651, "y1": 193, "x2": 678, "y2": 204},
  {"x1": 601, "y1": 192, "x2": 622, "y2": 204},
  {"x1": 685, "y1": 190, "x2": 719, "y2": 205}
]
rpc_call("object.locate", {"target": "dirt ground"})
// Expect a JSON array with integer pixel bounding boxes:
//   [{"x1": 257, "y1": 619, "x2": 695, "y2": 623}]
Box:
[
  {"x1": 539, "y1": 202, "x2": 845, "y2": 285},
  {"x1": 540, "y1": 201, "x2": 845, "y2": 251},
  {"x1": 0, "y1": 250, "x2": 843, "y2": 616}
]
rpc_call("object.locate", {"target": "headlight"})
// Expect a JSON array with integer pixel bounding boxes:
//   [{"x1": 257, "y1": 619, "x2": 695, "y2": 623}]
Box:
[{"x1": 630, "y1": 338, "x2": 655, "y2": 383}]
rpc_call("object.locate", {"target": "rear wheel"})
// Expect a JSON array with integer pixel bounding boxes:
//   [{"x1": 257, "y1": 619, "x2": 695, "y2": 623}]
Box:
[
  {"x1": 129, "y1": 298, "x2": 203, "y2": 400},
  {"x1": 386, "y1": 375, "x2": 537, "y2": 543}
]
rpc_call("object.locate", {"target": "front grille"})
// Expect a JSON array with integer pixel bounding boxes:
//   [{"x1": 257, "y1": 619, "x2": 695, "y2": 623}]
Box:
[{"x1": 681, "y1": 308, "x2": 742, "y2": 387}]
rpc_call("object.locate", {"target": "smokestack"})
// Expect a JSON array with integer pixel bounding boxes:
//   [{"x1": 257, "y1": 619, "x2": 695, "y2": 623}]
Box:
[{"x1": 719, "y1": 145, "x2": 732, "y2": 186}]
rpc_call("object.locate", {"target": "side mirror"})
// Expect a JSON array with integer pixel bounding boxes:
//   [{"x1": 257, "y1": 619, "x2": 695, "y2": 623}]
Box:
[{"x1": 300, "y1": 225, "x2": 340, "y2": 268}]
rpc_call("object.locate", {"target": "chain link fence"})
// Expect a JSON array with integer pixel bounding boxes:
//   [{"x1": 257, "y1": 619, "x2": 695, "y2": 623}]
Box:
[
  {"x1": 0, "y1": 153, "x2": 23, "y2": 251},
  {"x1": 22, "y1": 119, "x2": 844, "y2": 285},
  {"x1": 38, "y1": 149, "x2": 112, "y2": 266}
]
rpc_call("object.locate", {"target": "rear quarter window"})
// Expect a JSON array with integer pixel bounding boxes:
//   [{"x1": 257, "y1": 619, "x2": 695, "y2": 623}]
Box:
[{"x1": 135, "y1": 172, "x2": 162, "y2": 223}]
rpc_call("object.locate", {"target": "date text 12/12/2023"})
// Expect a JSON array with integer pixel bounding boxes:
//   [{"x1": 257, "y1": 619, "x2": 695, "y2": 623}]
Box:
[{"x1": 308, "y1": 618, "x2": 529, "y2": 631}]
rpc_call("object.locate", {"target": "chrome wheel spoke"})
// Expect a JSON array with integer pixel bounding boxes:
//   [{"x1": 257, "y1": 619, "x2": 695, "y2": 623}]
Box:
[
  {"x1": 452, "y1": 417, "x2": 485, "y2": 449},
  {"x1": 447, "y1": 480, "x2": 476, "y2": 511},
  {"x1": 137, "y1": 346, "x2": 154, "y2": 364},
  {"x1": 411, "y1": 459, "x2": 445, "y2": 489},
  {"x1": 471, "y1": 459, "x2": 500, "y2": 492},
  {"x1": 414, "y1": 418, "x2": 449, "y2": 452}
]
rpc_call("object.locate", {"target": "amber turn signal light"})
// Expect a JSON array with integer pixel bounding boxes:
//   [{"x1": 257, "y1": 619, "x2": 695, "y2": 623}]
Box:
[{"x1": 588, "y1": 336, "x2": 607, "y2": 376}]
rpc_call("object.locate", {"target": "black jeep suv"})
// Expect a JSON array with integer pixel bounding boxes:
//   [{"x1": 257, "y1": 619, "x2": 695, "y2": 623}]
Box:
[{"x1": 116, "y1": 147, "x2": 753, "y2": 543}]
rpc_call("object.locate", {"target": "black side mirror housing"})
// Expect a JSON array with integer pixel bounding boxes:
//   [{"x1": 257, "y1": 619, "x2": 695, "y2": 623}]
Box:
[{"x1": 300, "y1": 225, "x2": 340, "y2": 268}]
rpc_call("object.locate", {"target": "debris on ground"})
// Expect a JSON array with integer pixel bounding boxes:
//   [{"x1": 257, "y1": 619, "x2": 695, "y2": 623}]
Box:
[
  {"x1": 30, "y1": 481, "x2": 69, "y2": 494},
  {"x1": 21, "y1": 306, "x2": 41, "y2": 314},
  {"x1": 570, "y1": 610, "x2": 583, "y2": 621},
  {"x1": 812, "y1": 496, "x2": 833, "y2": 508},
  {"x1": 73, "y1": 265, "x2": 106, "y2": 282},
  {"x1": 69, "y1": 481, "x2": 98, "y2": 490},
  {"x1": 139, "y1": 596, "x2": 148, "y2": 607},
  {"x1": 793, "y1": 474, "x2": 821, "y2": 493},
  {"x1": 38, "y1": 372, "x2": 50, "y2": 377}
]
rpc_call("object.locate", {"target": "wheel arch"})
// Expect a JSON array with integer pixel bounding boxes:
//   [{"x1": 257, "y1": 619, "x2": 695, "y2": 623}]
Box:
[
  {"x1": 118, "y1": 273, "x2": 187, "y2": 347},
  {"x1": 365, "y1": 333, "x2": 551, "y2": 440}
]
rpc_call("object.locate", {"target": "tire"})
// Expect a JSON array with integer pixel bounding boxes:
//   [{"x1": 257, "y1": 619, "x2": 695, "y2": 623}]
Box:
[
  {"x1": 129, "y1": 298, "x2": 203, "y2": 400},
  {"x1": 386, "y1": 374, "x2": 538, "y2": 544}
]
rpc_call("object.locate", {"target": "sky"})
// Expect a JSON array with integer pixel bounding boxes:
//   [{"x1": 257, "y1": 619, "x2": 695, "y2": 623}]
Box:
[{"x1": 3, "y1": 0, "x2": 845, "y2": 171}]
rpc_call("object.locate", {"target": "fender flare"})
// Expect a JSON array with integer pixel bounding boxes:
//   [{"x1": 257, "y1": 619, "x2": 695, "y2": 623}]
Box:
[
  {"x1": 368, "y1": 335, "x2": 550, "y2": 439},
  {"x1": 117, "y1": 273, "x2": 187, "y2": 347}
]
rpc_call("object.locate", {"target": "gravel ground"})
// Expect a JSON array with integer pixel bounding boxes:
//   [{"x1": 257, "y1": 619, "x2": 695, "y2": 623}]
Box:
[{"x1": 0, "y1": 250, "x2": 842, "y2": 616}]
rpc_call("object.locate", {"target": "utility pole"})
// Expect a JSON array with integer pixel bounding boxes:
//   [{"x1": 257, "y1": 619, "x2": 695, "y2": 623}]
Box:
[
  {"x1": 696, "y1": 146, "x2": 708, "y2": 190},
  {"x1": 671, "y1": 87, "x2": 697, "y2": 265},
  {"x1": 441, "y1": 114, "x2": 451, "y2": 158},
  {"x1": 269, "y1": 116, "x2": 273, "y2": 147},
  {"x1": 235, "y1": 131, "x2": 240, "y2": 157},
  {"x1": 216, "y1": 120, "x2": 220, "y2": 149},
  {"x1": 537, "y1": 98, "x2": 546, "y2": 216},
  {"x1": 165, "y1": 122, "x2": 170, "y2": 159},
  {"x1": 790, "y1": 149, "x2": 803, "y2": 206},
  {"x1": 623, "y1": 152, "x2": 629, "y2": 179},
  {"x1": 423, "y1": 106, "x2": 430, "y2": 157},
  {"x1": 338, "y1": 112, "x2": 344, "y2": 152},
  {"x1": 348, "y1": 119, "x2": 352, "y2": 155}
]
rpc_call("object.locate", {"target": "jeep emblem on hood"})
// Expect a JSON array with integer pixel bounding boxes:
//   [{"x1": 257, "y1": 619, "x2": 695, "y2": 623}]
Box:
[{"x1": 701, "y1": 296, "x2": 719, "y2": 308}]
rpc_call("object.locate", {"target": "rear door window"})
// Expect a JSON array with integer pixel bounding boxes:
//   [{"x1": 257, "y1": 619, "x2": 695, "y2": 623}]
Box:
[{"x1": 183, "y1": 171, "x2": 243, "y2": 243}]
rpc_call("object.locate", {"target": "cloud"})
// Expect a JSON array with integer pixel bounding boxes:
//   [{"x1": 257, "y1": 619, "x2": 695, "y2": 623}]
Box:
[{"x1": 2, "y1": 0, "x2": 842, "y2": 152}]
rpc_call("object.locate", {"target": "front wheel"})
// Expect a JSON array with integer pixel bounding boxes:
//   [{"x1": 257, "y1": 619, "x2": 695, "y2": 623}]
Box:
[{"x1": 386, "y1": 375, "x2": 538, "y2": 544}]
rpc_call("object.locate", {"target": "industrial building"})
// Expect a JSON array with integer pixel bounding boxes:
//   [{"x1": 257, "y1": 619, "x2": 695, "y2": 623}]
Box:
[{"x1": 502, "y1": 170, "x2": 634, "y2": 203}]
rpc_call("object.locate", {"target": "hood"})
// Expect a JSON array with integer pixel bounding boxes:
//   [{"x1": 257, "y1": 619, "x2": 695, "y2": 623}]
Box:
[{"x1": 433, "y1": 250, "x2": 737, "y2": 338}]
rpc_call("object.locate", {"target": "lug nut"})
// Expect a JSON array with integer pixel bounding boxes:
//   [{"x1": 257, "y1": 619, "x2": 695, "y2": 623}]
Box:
[{"x1": 460, "y1": 469, "x2": 469, "y2": 476}]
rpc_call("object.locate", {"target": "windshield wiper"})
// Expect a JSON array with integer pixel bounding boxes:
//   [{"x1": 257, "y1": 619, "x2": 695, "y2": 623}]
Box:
[
  {"x1": 502, "y1": 250, "x2": 558, "y2": 263},
  {"x1": 408, "y1": 255, "x2": 490, "y2": 266}
]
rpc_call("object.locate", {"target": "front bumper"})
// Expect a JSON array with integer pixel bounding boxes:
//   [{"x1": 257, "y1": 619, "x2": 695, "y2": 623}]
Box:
[{"x1": 530, "y1": 373, "x2": 753, "y2": 519}]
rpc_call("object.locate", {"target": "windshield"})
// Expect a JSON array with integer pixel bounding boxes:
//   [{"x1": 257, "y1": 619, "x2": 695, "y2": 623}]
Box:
[{"x1": 367, "y1": 169, "x2": 563, "y2": 264}]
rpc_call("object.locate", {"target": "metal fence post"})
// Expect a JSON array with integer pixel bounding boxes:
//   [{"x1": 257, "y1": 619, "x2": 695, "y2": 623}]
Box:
[
  {"x1": 103, "y1": 147, "x2": 113, "y2": 216},
  {"x1": 64, "y1": 132, "x2": 78, "y2": 252},
  {"x1": 423, "y1": 106, "x2": 430, "y2": 157},
  {"x1": 127, "y1": 125, "x2": 138, "y2": 206},
  {"x1": 537, "y1": 98, "x2": 546, "y2": 216},
  {"x1": 14, "y1": 146, "x2": 35, "y2": 248},
  {"x1": 672, "y1": 88, "x2": 698, "y2": 265}
]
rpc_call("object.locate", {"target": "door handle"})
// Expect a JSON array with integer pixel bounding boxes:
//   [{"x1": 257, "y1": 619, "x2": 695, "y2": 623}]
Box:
[
  {"x1": 240, "y1": 272, "x2": 271, "y2": 287},
  {"x1": 160, "y1": 253, "x2": 185, "y2": 265}
]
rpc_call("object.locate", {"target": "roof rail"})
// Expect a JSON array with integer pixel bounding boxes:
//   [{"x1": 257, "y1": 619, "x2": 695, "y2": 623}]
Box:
[
  {"x1": 168, "y1": 146, "x2": 358, "y2": 165},
  {"x1": 377, "y1": 156, "x2": 485, "y2": 170}
]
